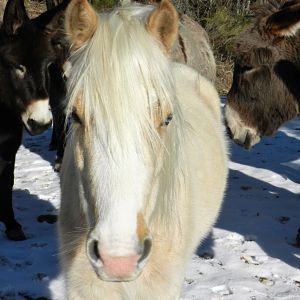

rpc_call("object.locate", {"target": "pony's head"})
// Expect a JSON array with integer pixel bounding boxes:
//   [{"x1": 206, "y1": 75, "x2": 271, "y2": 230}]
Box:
[
  {"x1": 65, "y1": 0, "x2": 179, "y2": 282},
  {"x1": 225, "y1": 0, "x2": 300, "y2": 149},
  {"x1": 0, "y1": 0, "x2": 69, "y2": 135}
]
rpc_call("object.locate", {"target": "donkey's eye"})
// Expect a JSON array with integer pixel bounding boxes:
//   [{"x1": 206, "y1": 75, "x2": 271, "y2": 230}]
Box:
[
  {"x1": 71, "y1": 111, "x2": 82, "y2": 124},
  {"x1": 161, "y1": 113, "x2": 173, "y2": 127},
  {"x1": 54, "y1": 43, "x2": 62, "y2": 49},
  {"x1": 15, "y1": 65, "x2": 26, "y2": 79},
  {"x1": 52, "y1": 41, "x2": 63, "y2": 50}
]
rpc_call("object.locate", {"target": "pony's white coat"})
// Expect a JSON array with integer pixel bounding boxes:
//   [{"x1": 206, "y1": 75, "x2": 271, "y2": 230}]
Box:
[{"x1": 59, "y1": 3, "x2": 228, "y2": 299}]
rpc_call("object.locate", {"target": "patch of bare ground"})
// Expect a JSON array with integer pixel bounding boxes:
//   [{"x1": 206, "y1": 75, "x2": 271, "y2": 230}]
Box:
[{"x1": 216, "y1": 57, "x2": 233, "y2": 96}]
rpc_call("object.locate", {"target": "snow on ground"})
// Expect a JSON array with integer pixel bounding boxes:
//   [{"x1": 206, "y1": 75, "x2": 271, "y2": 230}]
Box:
[{"x1": 0, "y1": 115, "x2": 300, "y2": 299}]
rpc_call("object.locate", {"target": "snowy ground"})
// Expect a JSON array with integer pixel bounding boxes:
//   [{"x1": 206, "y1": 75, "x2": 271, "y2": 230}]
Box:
[{"x1": 0, "y1": 114, "x2": 300, "y2": 299}]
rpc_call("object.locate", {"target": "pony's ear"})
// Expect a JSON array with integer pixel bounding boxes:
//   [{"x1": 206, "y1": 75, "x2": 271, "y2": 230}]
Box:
[
  {"x1": 146, "y1": 0, "x2": 179, "y2": 53},
  {"x1": 2, "y1": 0, "x2": 29, "y2": 35},
  {"x1": 266, "y1": 3, "x2": 300, "y2": 37},
  {"x1": 64, "y1": 0, "x2": 98, "y2": 51}
]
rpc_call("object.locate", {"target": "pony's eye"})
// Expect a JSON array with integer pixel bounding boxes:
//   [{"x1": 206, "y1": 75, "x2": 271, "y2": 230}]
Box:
[
  {"x1": 71, "y1": 111, "x2": 82, "y2": 124},
  {"x1": 15, "y1": 65, "x2": 26, "y2": 79},
  {"x1": 161, "y1": 113, "x2": 173, "y2": 127}
]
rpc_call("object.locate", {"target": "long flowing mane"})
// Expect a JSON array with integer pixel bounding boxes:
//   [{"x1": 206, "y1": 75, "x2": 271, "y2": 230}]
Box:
[{"x1": 66, "y1": 3, "x2": 185, "y2": 228}]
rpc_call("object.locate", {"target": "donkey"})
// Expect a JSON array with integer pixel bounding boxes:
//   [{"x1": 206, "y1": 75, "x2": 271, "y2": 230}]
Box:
[
  {"x1": 0, "y1": 0, "x2": 69, "y2": 240},
  {"x1": 58, "y1": 0, "x2": 228, "y2": 298},
  {"x1": 225, "y1": 0, "x2": 300, "y2": 149},
  {"x1": 171, "y1": 13, "x2": 216, "y2": 82}
]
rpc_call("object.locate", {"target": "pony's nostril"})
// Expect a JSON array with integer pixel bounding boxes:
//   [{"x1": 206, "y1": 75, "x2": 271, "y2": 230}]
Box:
[
  {"x1": 87, "y1": 239, "x2": 101, "y2": 265},
  {"x1": 94, "y1": 240, "x2": 100, "y2": 259},
  {"x1": 138, "y1": 237, "x2": 152, "y2": 267}
]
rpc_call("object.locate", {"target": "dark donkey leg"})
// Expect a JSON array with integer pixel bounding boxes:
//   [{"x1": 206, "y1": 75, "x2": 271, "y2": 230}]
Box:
[
  {"x1": 0, "y1": 127, "x2": 25, "y2": 241},
  {"x1": 49, "y1": 64, "x2": 67, "y2": 172},
  {"x1": 53, "y1": 111, "x2": 67, "y2": 172},
  {"x1": 51, "y1": 106, "x2": 67, "y2": 172},
  {"x1": 49, "y1": 123, "x2": 58, "y2": 151}
]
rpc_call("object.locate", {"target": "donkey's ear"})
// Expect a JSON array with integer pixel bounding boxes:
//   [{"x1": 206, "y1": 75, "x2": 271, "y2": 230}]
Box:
[
  {"x1": 65, "y1": 0, "x2": 97, "y2": 51},
  {"x1": 146, "y1": 0, "x2": 179, "y2": 53},
  {"x1": 32, "y1": 0, "x2": 70, "y2": 35},
  {"x1": 2, "y1": 0, "x2": 29, "y2": 35},
  {"x1": 266, "y1": 3, "x2": 300, "y2": 37},
  {"x1": 281, "y1": 0, "x2": 300, "y2": 9}
]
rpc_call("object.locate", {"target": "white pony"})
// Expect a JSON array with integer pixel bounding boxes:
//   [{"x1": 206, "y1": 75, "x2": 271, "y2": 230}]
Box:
[{"x1": 59, "y1": 0, "x2": 228, "y2": 299}]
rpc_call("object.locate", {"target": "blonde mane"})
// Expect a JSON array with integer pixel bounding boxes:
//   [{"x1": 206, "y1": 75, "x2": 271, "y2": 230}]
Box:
[{"x1": 66, "y1": 3, "x2": 185, "y2": 229}]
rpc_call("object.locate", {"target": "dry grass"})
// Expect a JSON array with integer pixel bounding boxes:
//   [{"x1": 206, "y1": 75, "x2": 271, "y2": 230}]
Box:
[
  {"x1": 215, "y1": 58, "x2": 233, "y2": 96},
  {"x1": 0, "y1": 0, "x2": 45, "y2": 20},
  {"x1": 25, "y1": 0, "x2": 46, "y2": 17},
  {"x1": 0, "y1": 0, "x2": 234, "y2": 95}
]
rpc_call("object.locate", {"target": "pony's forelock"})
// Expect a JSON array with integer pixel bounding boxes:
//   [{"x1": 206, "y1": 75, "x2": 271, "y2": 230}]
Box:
[{"x1": 67, "y1": 4, "x2": 176, "y2": 152}]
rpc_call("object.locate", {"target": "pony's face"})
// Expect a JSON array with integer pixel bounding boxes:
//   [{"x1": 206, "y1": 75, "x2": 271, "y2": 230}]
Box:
[
  {"x1": 0, "y1": 0, "x2": 69, "y2": 135},
  {"x1": 71, "y1": 98, "x2": 173, "y2": 281},
  {"x1": 225, "y1": 0, "x2": 300, "y2": 149},
  {"x1": 65, "y1": 0, "x2": 178, "y2": 282}
]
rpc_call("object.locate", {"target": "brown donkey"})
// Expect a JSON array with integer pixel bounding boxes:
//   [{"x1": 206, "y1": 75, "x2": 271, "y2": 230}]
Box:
[{"x1": 225, "y1": 0, "x2": 300, "y2": 149}]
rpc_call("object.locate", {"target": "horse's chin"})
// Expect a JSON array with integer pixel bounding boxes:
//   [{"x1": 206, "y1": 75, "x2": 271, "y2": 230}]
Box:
[
  {"x1": 88, "y1": 252, "x2": 148, "y2": 282},
  {"x1": 94, "y1": 265, "x2": 144, "y2": 282}
]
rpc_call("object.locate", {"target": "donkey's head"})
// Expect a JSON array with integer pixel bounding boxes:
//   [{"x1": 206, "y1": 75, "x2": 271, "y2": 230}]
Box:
[
  {"x1": 0, "y1": 0, "x2": 69, "y2": 135},
  {"x1": 64, "y1": 0, "x2": 179, "y2": 282},
  {"x1": 225, "y1": 0, "x2": 300, "y2": 149}
]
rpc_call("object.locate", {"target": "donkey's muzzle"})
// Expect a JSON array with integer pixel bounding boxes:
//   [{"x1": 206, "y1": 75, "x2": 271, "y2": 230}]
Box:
[
  {"x1": 225, "y1": 105, "x2": 261, "y2": 149},
  {"x1": 87, "y1": 237, "x2": 152, "y2": 282},
  {"x1": 21, "y1": 99, "x2": 52, "y2": 135},
  {"x1": 26, "y1": 118, "x2": 52, "y2": 136},
  {"x1": 231, "y1": 128, "x2": 261, "y2": 150}
]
